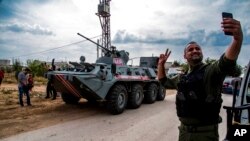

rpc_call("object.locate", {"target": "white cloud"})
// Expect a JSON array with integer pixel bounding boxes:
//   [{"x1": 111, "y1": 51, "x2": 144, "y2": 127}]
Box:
[
  {"x1": 0, "y1": 23, "x2": 53, "y2": 35},
  {"x1": 0, "y1": 0, "x2": 249, "y2": 67}
]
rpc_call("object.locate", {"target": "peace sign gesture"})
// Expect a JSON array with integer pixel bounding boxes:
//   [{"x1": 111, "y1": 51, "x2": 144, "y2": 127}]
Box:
[{"x1": 158, "y1": 48, "x2": 171, "y2": 66}]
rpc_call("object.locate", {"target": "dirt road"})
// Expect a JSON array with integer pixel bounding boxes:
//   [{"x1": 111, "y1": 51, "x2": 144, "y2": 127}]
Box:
[
  {"x1": 1, "y1": 90, "x2": 233, "y2": 141},
  {"x1": 0, "y1": 83, "x2": 177, "y2": 140}
]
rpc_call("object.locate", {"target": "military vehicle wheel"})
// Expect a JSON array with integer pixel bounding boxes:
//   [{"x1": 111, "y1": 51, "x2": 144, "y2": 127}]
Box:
[
  {"x1": 107, "y1": 84, "x2": 128, "y2": 115},
  {"x1": 157, "y1": 85, "x2": 166, "y2": 101},
  {"x1": 61, "y1": 93, "x2": 80, "y2": 104},
  {"x1": 128, "y1": 84, "x2": 144, "y2": 109},
  {"x1": 144, "y1": 83, "x2": 158, "y2": 104}
]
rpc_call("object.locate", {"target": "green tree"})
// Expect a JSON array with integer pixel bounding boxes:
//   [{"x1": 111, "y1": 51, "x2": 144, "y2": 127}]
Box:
[
  {"x1": 204, "y1": 57, "x2": 216, "y2": 64},
  {"x1": 26, "y1": 59, "x2": 47, "y2": 77},
  {"x1": 229, "y1": 64, "x2": 242, "y2": 77},
  {"x1": 12, "y1": 59, "x2": 22, "y2": 72},
  {"x1": 172, "y1": 60, "x2": 181, "y2": 67},
  {"x1": 180, "y1": 63, "x2": 189, "y2": 73},
  {"x1": 12, "y1": 59, "x2": 23, "y2": 80}
]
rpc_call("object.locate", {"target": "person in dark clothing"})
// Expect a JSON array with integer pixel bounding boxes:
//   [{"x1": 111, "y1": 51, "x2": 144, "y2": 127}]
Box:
[
  {"x1": 158, "y1": 16, "x2": 243, "y2": 141},
  {"x1": 0, "y1": 68, "x2": 4, "y2": 87},
  {"x1": 45, "y1": 64, "x2": 57, "y2": 100},
  {"x1": 45, "y1": 79, "x2": 57, "y2": 100}
]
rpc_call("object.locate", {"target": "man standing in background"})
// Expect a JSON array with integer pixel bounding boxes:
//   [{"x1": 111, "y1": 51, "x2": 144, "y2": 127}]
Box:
[{"x1": 18, "y1": 67, "x2": 32, "y2": 107}]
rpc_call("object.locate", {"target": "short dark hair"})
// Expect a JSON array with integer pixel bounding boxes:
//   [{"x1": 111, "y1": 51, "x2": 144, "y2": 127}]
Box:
[
  {"x1": 23, "y1": 67, "x2": 31, "y2": 72},
  {"x1": 184, "y1": 41, "x2": 200, "y2": 53},
  {"x1": 186, "y1": 41, "x2": 198, "y2": 45}
]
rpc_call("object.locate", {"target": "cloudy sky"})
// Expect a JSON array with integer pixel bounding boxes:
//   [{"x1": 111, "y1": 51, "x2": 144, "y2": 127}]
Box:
[{"x1": 0, "y1": 0, "x2": 249, "y2": 66}]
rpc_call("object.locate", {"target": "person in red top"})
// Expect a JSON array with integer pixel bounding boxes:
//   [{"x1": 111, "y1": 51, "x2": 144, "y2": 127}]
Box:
[
  {"x1": 27, "y1": 73, "x2": 34, "y2": 92},
  {"x1": 0, "y1": 68, "x2": 4, "y2": 87}
]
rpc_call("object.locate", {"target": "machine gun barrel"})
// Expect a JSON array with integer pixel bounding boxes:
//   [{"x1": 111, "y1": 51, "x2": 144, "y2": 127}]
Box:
[{"x1": 77, "y1": 33, "x2": 111, "y2": 53}]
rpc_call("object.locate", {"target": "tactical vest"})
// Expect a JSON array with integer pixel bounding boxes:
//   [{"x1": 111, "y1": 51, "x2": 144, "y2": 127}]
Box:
[{"x1": 176, "y1": 64, "x2": 221, "y2": 124}]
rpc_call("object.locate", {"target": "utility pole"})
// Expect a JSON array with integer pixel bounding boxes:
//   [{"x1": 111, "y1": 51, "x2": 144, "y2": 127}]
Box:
[
  {"x1": 97, "y1": 39, "x2": 100, "y2": 59},
  {"x1": 96, "y1": 0, "x2": 111, "y2": 55}
]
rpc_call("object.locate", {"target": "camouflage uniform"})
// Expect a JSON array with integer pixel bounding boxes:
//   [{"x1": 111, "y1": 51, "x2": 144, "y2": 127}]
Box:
[{"x1": 160, "y1": 54, "x2": 237, "y2": 141}]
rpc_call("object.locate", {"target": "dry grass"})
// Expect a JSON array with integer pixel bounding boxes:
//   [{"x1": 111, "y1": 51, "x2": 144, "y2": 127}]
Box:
[
  {"x1": 0, "y1": 73, "x2": 95, "y2": 139},
  {"x1": 0, "y1": 86, "x2": 46, "y2": 114},
  {"x1": 34, "y1": 76, "x2": 47, "y2": 85},
  {"x1": 0, "y1": 74, "x2": 52, "y2": 139},
  {"x1": 0, "y1": 83, "x2": 92, "y2": 139}
]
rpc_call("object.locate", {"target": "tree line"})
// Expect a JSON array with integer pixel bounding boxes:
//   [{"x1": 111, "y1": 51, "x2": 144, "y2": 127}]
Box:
[{"x1": 1, "y1": 59, "x2": 48, "y2": 78}]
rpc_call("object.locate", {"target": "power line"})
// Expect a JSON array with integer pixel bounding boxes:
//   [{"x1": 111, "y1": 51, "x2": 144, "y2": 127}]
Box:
[{"x1": 10, "y1": 35, "x2": 101, "y2": 58}]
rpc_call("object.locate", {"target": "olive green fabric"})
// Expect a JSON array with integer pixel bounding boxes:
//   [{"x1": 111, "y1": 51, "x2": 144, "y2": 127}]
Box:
[
  {"x1": 178, "y1": 123, "x2": 219, "y2": 141},
  {"x1": 160, "y1": 76, "x2": 179, "y2": 89},
  {"x1": 160, "y1": 54, "x2": 237, "y2": 140},
  {"x1": 179, "y1": 55, "x2": 236, "y2": 125}
]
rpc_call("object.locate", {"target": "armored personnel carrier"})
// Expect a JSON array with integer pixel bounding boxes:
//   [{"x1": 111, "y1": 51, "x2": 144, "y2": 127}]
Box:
[{"x1": 46, "y1": 33, "x2": 165, "y2": 115}]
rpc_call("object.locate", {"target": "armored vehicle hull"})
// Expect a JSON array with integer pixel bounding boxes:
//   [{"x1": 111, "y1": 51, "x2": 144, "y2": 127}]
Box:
[{"x1": 47, "y1": 63, "x2": 165, "y2": 114}]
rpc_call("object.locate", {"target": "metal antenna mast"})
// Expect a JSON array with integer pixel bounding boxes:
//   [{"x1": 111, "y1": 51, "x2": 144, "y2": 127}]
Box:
[{"x1": 96, "y1": 0, "x2": 111, "y2": 53}]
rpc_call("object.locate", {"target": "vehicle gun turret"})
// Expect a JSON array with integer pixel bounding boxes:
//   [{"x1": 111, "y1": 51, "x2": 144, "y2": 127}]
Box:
[
  {"x1": 45, "y1": 0, "x2": 165, "y2": 115},
  {"x1": 77, "y1": 33, "x2": 129, "y2": 65}
]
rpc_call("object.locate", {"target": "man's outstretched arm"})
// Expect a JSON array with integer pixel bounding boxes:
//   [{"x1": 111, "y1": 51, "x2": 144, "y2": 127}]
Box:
[{"x1": 222, "y1": 17, "x2": 243, "y2": 60}]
